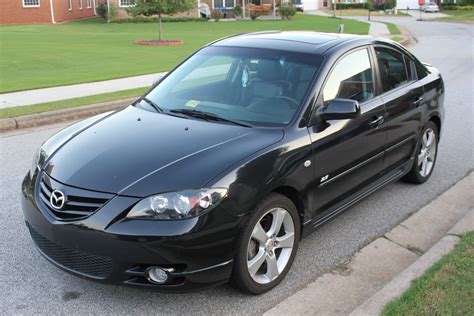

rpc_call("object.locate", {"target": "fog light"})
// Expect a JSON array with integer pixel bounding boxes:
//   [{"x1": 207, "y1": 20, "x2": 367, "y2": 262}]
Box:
[{"x1": 147, "y1": 267, "x2": 169, "y2": 284}]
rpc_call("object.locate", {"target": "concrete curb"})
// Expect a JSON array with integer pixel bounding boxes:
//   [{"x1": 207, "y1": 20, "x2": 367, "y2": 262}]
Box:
[
  {"x1": 264, "y1": 173, "x2": 473, "y2": 316},
  {"x1": 351, "y1": 207, "x2": 474, "y2": 315},
  {"x1": 350, "y1": 235, "x2": 460, "y2": 315},
  {"x1": 0, "y1": 97, "x2": 136, "y2": 133},
  {"x1": 398, "y1": 25, "x2": 417, "y2": 47}
]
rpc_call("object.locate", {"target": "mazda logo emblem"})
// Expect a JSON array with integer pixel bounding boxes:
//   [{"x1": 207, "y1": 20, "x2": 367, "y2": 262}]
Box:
[{"x1": 50, "y1": 190, "x2": 66, "y2": 210}]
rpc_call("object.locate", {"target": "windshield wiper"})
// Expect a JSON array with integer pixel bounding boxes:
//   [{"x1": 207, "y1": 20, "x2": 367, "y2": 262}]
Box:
[
  {"x1": 141, "y1": 97, "x2": 163, "y2": 113},
  {"x1": 170, "y1": 109, "x2": 252, "y2": 127}
]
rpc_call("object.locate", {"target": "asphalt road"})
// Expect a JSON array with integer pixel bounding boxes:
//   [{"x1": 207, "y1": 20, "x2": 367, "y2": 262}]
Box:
[{"x1": 1, "y1": 19, "x2": 472, "y2": 315}]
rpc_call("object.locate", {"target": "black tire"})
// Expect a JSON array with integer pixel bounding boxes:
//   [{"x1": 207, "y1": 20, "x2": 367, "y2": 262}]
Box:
[
  {"x1": 403, "y1": 121, "x2": 439, "y2": 184},
  {"x1": 231, "y1": 193, "x2": 301, "y2": 294}
]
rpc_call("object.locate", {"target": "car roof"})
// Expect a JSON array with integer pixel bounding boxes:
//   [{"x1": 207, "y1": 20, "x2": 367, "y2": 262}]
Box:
[{"x1": 209, "y1": 31, "x2": 374, "y2": 55}]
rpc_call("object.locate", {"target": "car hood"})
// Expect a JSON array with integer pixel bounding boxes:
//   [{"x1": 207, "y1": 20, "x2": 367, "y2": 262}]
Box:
[{"x1": 44, "y1": 106, "x2": 283, "y2": 197}]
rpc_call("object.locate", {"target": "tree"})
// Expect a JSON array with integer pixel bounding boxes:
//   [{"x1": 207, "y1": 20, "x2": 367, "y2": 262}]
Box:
[{"x1": 128, "y1": 0, "x2": 195, "y2": 41}]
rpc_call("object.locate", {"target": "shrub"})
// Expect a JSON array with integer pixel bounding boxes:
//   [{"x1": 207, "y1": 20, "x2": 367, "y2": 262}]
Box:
[
  {"x1": 211, "y1": 10, "x2": 223, "y2": 21},
  {"x1": 233, "y1": 5, "x2": 243, "y2": 17},
  {"x1": 97, "y1": 3, "x2": 108, "y2": 20},
  {"x1": 335, "y1": 3, "x2": 369, "y2": 9},
  {"x1": 441, "y1": 3, "x2": 473, "y2": 10},
  {"x1": 250, "y1": 11, "x2": 260, "y2": 20},
  {"x1": 280, "y1": 4, "x2": 297, "y2": 20},
  {"x1": 385, "y1": 0, "x2": 396, "y2": 9},
  {"x1": 96, "y1": 3, "x2": 117, "y2": 20}
]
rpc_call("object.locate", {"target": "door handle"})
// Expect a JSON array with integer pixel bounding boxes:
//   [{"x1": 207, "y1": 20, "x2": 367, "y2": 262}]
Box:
[
  {"x1": 413, "y1": 96, "x2": 424, "y2": 107},
  {"x1": 369, "y1": 115, "x2": 385, "y2": 128}
]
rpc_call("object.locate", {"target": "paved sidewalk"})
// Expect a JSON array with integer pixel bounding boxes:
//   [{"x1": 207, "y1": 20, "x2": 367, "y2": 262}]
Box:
[
  {"x1": 265, "y1": 173, "x2": 474, "y2": 316},
  {"x1": 0, "y1": 72, "x2": 166, "y2": 108}
]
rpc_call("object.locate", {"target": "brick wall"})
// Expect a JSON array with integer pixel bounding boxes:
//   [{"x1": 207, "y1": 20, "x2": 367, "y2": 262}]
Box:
[
  {"x1": 53, "y1": 0, "x2": 98, "y2": 23},
  {"x1": 0, "y1": 0, "x2": 53, "y2": 24},
  {"x1": 0, "y1": 0, "x2": 106, "y2": 24}
]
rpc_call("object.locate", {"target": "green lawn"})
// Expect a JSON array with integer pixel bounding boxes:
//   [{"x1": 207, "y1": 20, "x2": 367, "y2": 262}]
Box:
[
  {"x1": 436, "y1": 10, "x2": 474, "y2": 23},
  {"x1": 383, "y1": 232, "x2": 474, "y2": 315},
  {"x1": 0, "y1": 15, "x2": 369, "y2": 93},
  {"x1": 391, "y1": 36, "x2": 404, "y2": 43},
  {"x1": 0, "y1": 87, "x2": 147, "y2": 119},
  {"x1": 383, "y1": 22, "x2": 402, "y2": 35}
]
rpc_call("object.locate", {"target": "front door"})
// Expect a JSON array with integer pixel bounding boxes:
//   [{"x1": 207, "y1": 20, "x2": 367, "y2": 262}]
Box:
[{"x1": 307, "y1": 47, "x2": 387, "y2": 216}]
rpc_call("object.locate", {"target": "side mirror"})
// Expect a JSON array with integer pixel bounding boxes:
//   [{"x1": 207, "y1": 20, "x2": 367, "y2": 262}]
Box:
[{"x1": 318, "y1": 98, "x2": 360, "y2": 121}]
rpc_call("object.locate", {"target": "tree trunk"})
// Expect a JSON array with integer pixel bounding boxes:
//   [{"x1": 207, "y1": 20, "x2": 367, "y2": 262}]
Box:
[{"x1": 158, "y1": 14, "x2": 163, "y2": 41}]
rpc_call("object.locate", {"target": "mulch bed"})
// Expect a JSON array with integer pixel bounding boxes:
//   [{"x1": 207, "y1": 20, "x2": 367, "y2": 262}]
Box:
[{"x1": 134, "y1": 40, "x2": 184, "y2": 46}]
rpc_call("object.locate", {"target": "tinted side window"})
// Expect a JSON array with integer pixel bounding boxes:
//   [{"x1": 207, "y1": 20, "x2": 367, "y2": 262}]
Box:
[
  {"x1": 415, "y1": 60, "x2": 429, "y2": 79},
  {"x1": 375, "y1": 47, "x2": 409, "y2": 92},
  {"x1": 322, "y1": 49, "x2": 374, "y2": 104}
]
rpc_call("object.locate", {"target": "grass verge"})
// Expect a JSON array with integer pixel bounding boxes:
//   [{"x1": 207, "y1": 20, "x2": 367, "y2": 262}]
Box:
[
  {"x1": 382, "y1": 231, "x2": 474, "y2": 315},
  {"x1": 435, "y1": 10, "x2": 474, "y2": 23},
  {"x1": 0, "y1": 14, "x2": 369, "y2": 93},
  {"x1": 0, "y1": 87, "x2": 147, "y2": 119},
  {"x1": 383, "y1": 22, "x2": 402, "y2": 35}
]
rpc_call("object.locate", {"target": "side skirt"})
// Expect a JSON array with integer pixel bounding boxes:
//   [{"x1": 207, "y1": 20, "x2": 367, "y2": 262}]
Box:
[{"x1": 301, "y1": 160, "x2": 412, "y2": 238}]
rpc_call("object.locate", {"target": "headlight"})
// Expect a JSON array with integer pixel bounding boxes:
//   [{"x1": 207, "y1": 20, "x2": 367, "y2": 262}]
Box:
[{"x1": 126, "y1": 188, "x2": 227, "y2": 220}]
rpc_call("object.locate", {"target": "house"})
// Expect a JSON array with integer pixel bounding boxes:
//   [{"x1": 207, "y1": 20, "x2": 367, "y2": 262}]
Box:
[
  {"x1": 111, "y1": 0, "x2": 332, "y2": 18},
  {"x1": 195, "y1": 0, "x2": 331, "y2": 16},
  {"x1": 0, "y1": 0, "x2": 107, "y2": 24}
]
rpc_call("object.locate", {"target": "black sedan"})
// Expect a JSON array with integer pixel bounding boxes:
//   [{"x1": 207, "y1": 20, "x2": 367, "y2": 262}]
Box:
[{"x1": 22, "y1": 31, "x2": 444, "y2": 294}]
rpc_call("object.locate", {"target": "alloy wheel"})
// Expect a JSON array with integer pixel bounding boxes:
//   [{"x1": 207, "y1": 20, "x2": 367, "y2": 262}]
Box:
[
  {"x1": 418, "y1": 128, "x2": 437, "y2": 177},
  {"x1": 246, "y1": 207, "x2": 295, "y2": 284}
]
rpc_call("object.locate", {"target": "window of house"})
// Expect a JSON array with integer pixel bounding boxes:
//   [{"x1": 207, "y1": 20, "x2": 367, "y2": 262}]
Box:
[
  {"x1": 120, "y1": 0, "x2": 135, "y2": 7},
  {"x1": 23, "y1": 0, "x2": 40, "y2": 7},
  {"x1": 213, "y1": 0, "x2": 235, "y2": 8},
  {"x1": 322, "y1": 49, "x2": 374, "y2": 104},
  {"x1": 86, "y1": 0, "x2": 91, "y2": 8},
  {"x1": 375, "y1": 47, "x2": 409, "y2": 93},
  {"x1": 79, "y1": 0, "x2": 82, "y2": 9},
  {"x1": 68, "y1": 0, "x2": 72, "y2": 10}
]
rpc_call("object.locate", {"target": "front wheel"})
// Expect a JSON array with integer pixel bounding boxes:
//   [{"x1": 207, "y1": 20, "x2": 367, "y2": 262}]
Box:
[
  {"x1": 231, "y1": 193, "x2": 300, "y2": 294},
  {"x1": 403, "y1": 121, "x2": 438, "y2": 184}
]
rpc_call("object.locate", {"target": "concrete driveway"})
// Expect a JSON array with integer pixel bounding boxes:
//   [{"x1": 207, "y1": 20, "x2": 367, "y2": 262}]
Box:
[{"x1": 0, "y1": 19, "x2": 472, "y2": 315}]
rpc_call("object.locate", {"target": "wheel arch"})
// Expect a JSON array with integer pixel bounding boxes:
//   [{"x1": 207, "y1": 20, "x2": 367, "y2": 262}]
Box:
[
  {"x1": 428, "y1": 115, "x2": 442, "y2": 139},
  {"x1": 272, "y1": 186, "x2": 306, "y2": 232}
]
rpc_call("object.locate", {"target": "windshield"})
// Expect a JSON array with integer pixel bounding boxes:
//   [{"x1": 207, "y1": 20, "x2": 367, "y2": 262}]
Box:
[{"x1": 140, "y1": 46, "x2": 322, "y2": 127}]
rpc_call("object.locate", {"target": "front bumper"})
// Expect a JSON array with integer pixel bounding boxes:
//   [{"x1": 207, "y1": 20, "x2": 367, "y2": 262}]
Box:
[{"x1": 22, "y1": 170, "x2": 243, "y2": 292}]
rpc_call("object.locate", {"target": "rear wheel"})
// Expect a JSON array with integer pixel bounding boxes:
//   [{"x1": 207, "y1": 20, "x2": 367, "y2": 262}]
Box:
[
  {"x1": 403, "y1": 121, "x2": 438, "y2": 184},
  {"x1": 231, "y1": 193, "x2": 300, "y2": 294}
]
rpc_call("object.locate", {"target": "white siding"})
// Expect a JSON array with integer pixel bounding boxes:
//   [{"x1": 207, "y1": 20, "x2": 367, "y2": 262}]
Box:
[
  {"x1": 302, "y1": 0, "x2": 318, "y2": 10},
  {"x1": 396, "y1": 0, "x2": 420, "y2": 10}
]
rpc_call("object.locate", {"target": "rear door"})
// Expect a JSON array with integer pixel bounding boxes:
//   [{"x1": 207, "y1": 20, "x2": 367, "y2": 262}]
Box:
[
  {"x1": 308, "y1": 47, "x2": 387, "y2": 215},
  {"x1": 373, "y1": 46, "x2": 424, "y2": 172}
]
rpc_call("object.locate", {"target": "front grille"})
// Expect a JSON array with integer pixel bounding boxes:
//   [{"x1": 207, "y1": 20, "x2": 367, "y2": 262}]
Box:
[
  {"x1": 38, "y1": 174, "x2": 112, "y2": 221},
  {"x1": 29, "y1": 226, "x2": 113, "y2": 279}
]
